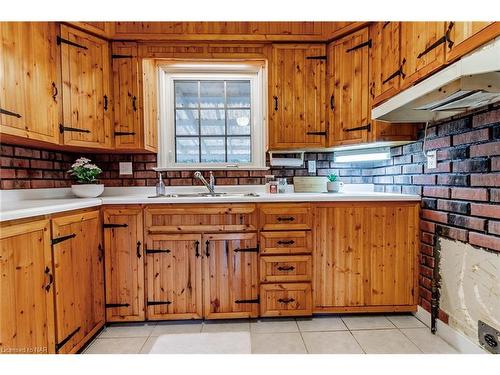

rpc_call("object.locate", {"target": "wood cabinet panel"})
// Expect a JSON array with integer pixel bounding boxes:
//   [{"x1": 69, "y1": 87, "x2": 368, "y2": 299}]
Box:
[
  {"x1": 260, "y1": 231, "x2": 312, "y2": 255},
  {"x1": 60, "y1": 25, "x2": 112, "y2": 149},
  {"x1": 145, "y1": 234, "x2": 203, "y2": 320},
  {"x1": 141, "y1": 58, "x2": 158, "y2": 151},
  {"x1": 0, "y1": 22, "x2": 60, "y2": 144},
  {"x1": 447, "y1": 22, "x2": 500, "y2": 62},
  {"x1": 328, "y1": 28, "x2": 371, "y2": 146},
  {"x1": 260, "y1": 283, "x2": 312, "y2": 317},
  {"x1": 103, "y1": 207, "x2": 145, "y2": 322},
  {"x1": 259, "y1": 203, "x2": 312, "y2": 231},
  {"x1": 313, "y1": 203, "x2": 419, "y2": 311},
  {"x1": 51, "y1": 210, "x2": 104, "y2": 353},
  {"x1": 203, "y1": 233, "x2": 259, "y2": 319},
  {"x1": 260, "y1": 255, "x2": 312, "y2": 283},
  {"x1": 0, "y1": 219, "x2": 55, "y2": 354},
  {"x1": 269, "y1": 44, "x2": 326, "y2": 149}
]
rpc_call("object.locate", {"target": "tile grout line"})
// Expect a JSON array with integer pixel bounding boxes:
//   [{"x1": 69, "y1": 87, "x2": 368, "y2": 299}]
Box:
[
  {"x1": 398, "y1": 327, "x2": 426, "y2": 354},
  {"x1": 294, "y1": 319, "x2": 310, "y2": 354}
]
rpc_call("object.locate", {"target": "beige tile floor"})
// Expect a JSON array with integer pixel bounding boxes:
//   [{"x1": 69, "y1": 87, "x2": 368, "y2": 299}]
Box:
[{"x1": 83, "y1": 314, "x2": 459, "y2": 354}]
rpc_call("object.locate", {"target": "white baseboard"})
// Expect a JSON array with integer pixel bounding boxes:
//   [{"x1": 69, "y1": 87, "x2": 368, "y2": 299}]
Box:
[{"x1": 413, "y1": 306, "x2": 487, "y2": 354}]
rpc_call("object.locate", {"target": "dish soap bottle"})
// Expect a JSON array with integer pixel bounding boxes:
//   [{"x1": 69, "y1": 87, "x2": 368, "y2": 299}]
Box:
[{"x1": 156, "y1": 172, "x2": 166, "y2": 196}]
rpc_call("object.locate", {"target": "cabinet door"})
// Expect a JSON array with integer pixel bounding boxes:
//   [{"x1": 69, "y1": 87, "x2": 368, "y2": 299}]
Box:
[
  {"x1": 400, "y1": 22, "x2": 447, "y2": 89},
  {"x1": 60, "y1": 25, "x2": 112, "y2": 149},
  {"x1": 51, "y1": 210, "x2": 104, "y2": 353},
  {"x1": 203, "y1": 232, "x2": 259, "y2": 319},
  {"x1": 269, "y1": 44, "x2": 326, "y2": 149},
  {"x1": 0, "y1": 22, "x2": 60, "y2": 144},
  {"x1": 145, "y1": 234, "x2": 203, "y2": 320},
  {"x1": 0, "y1": 219, "x2": 55, "y2": 354},
  {"x1": 103, "y1": 207, "x2": 145, "y2": 322},
  {"x1": 314, "y1": 203, "x2": 419, "y2": 311},
  {"x1": 447, "y1": 22, "x2": 500, "y2": 62},
  {"x1": 328, "y1": 28, "x2": 370, "y2": 146}
]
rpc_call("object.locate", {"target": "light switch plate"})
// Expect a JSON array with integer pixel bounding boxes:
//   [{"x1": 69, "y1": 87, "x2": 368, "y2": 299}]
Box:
[
  {"x1": 426, "y1": 150, "x2": 437, "y2": 169},
  {"x1": 308, "y1": 160, "x2": 316, "y2": 174},
  {"x1": 119, "y1": 162, "x2": 133, "y2": 175}
]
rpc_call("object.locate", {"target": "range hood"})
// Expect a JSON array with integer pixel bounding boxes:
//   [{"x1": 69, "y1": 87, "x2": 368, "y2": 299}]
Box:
[{"x1": 372, "y1": 37, "x2": 500, "y2": 123}]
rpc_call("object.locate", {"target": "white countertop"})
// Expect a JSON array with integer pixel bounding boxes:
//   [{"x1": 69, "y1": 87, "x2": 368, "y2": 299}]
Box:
[{"x1": 0, "y1": 185, "x2": 420, "y2": 222}]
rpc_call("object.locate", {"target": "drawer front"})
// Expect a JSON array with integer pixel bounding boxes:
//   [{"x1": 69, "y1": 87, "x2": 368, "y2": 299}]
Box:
[
  {"x1": 260, "y1": 283, "x2": 312, "y2": 317},
  {"x1": 259, "y1": 204, "x2": 312, "y2": 230},
  {"x1": 260, "y1": 231, "x2": 312, "y2": 255},
  {"x1": 260, "y1": 255, "x2": 312, "y2": 283}
]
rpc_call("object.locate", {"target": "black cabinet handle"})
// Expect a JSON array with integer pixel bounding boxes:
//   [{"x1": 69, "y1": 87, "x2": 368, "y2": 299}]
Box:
[
  {"x1": 131, "y1": 95, "x2": 137, "y2": 112},
  {"x1": 52, "y1": 82, "x2": 58, "y2": 101},
  {"x1": 194, "y1": 240, "x2": 200, "y2": 258},
  {"x1": 104, "y1": 95, "x2": 109, "y2": 111},
  {"x1": 277, "y1": 265, "x2": 295, "y2": 271},
  {"x1": 277, "y1": 216, "x2": 295, "y2": 222},
  {"x1": 277, "y1": 240, "x2": 295, "y2": 245},
  {"x1": 330, "y1": 95, "x2": 334, "y2": 110},
  {"x1": 44, "y1": 266, "x2": 53, "y2": 292},
  {"x1": 278, "y1": 298, "x2": 295, "y2": 304},
  {"x1": 205, "y1": 240, "x2": 210, "y2": 257},
  {"x1": 273, "y1": 96, "x2": 278, "y2": 111},
  {"x1": 136, "y1": 241, "x2": 142, "y2": 258}
]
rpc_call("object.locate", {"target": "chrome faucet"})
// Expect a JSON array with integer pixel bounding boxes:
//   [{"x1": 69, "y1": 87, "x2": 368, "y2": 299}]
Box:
[{"x1": 194, "y1": 171, "x2": 216, "y2": 194}]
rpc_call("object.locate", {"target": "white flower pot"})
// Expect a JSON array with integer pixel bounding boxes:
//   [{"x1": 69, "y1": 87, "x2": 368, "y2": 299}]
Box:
[
  {"x1": 71, "y1": 184, "x2": 104, "y2": 198},
  {"x1": 327, "y1": 181, "x2": 344, "y2": 193}
]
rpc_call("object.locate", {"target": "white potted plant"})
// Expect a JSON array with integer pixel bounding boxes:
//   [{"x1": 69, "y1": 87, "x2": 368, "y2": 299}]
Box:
[
  {"x1": 326, "y1": 173, "x2": 344, "y2": 193},
  {"x1": 68, "y1": 157, "x2": 104, "y2": 198}
]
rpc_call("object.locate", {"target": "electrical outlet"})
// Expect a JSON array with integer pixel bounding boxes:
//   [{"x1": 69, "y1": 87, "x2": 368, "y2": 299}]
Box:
[
  {"x1": 478, "y1": 320, "x2": 500, "y2": 354},
  {"x1": 119, "y1": 162, "x2": 133, "y2": 175},
  {"x1": 308, "y1": 160, "x2": 316, "y2": 174},
  {"x1": 426, "y1": 150, "x2": 437, "y2": 169}
]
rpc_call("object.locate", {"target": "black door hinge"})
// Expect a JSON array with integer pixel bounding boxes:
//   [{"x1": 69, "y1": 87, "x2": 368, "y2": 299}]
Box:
[
  {"x1": 306, "y1": 55, "x2": 327, "y2": 60},
  {"x1": 235, "y1": 296, "x2": 259, "y2": 304},
  {"x1": 103, "y1": 223, "x2": 128, "y2": 228},
  {"x1": 346, "y1": 39, "x2": 372, "y2": 53},
  {"x1": 115, "y1": 131, "x2": 136, "y2": 136},
  {"x1": 147, "y1": 301, "x2": 172, "y2": 306},
  {"x1": 57, "y1": 36, "x2": 88, "y2": 50},
  {"x1": 55, "y1": 326, "x2": 81, "y2": 351},
  {"x1": 0, "y1": 108, "x2": 22, "y2": 118},
  {"x1": 52, "y1": 233, "x2": 76, "y2": 245},
  {"x1": 382, "y1": 58, "x2": 406, "y2": 84},
  {"x1": 234, "y1": 245, "x2": 259, "y2": 253},
  {"x1": 417, "y1": 22, "x2": 455, "y2": 59},
  {"x1": 111, "y1": 54, "x2": 133, "y2": 59},
  {"x1": 145, "y1": 247, "x2": 171, "y2": 254},
  {"x1": 105, "y1": 303, "x2": 130, "y2": 308},
  {"x1": 59, "y1": 124, "x2": 91, "y2": 134},
  {"x1": 306, "y1": 131, "x2": 328, "y2": 136},
  {"x1": 344, "y1": 123, "x2": 371, "y2": 132}
]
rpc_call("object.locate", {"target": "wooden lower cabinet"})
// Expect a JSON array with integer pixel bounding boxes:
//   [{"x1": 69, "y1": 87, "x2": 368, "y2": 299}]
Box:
[
  {"x1": 51, "y1": 210, "x2": 105, "y2": 353},
  {"x1": 103, "y1": 207, "x2": 145, "y2": 322},
  {"x1": 313, "y1": 202, "x2": 419, "y2": 312},
  {"x1": 203, "y1": 233, "x2": 259, "y2": 319},
  {"x1": 260, "y1": 283, "x2": 312, "y2": 317},
  {"x1": 145, "y1": 234, "x2": 203, "y2": 320},
  {"x1": 0, "y1": 219, "x2": 55, "y2": 354}
]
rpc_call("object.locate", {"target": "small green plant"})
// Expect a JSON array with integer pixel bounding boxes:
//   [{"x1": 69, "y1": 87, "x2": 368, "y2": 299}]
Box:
[
  {"x1": 68, "y1": 157, "x2": 102, "y2": 184},
  {"x1": 327, "y1": 173, "x2": 338, "y2": 182}
]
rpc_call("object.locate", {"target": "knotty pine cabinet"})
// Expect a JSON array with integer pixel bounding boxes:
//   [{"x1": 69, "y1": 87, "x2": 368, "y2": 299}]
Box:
[
  {"x1": 313, "y1": 202, "x2": 419, "y2": 312},
  {"x1": 0, "y1": 22, "x2": 60, "y2": 145},
  {"x1": 51, "y1": 210, "x2": 105, "y2": 353},
  {"x1": 59, "y1": 25, "x2": 113, "y2": 149},
  {"x1": 446, "y1": 22, "x2": 500, "y2": 63},
  {"x1": 103, "y1": 207, "x2": 145, "y2": 322},
  {"x1": 269, "y1": 44, "x2": 327, "y2": 149},
  {"x1": 0, "y1": 219, "x2": 56, "y2": 354}
]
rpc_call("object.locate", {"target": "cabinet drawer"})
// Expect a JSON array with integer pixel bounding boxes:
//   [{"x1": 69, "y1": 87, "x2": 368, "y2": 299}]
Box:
[
  {"x1": 260, "y1": 283, "x2": 312, "y2": 317},
  {"x1": 260, "y1": 255, "x2": 312, "y2": 283},
  {"x1": 259, "y1": 204, "x2": 312, "y2": 230},
  {"x1": 260, "y1": 231, "x2": 312, "y2": 255}
]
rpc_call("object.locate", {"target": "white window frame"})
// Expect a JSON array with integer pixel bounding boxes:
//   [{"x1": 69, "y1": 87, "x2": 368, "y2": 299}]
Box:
[{"x1": 157, "y1": 61, "x2": 268, "y2": 170}]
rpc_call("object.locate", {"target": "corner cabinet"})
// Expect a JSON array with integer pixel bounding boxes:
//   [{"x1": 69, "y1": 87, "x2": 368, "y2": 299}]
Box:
[
  {"x1": 59, "y1": 25, "x2": 113, "y2": 149},
  {"x1": 0, "y1": 22, "x2": 60, "y2": 145},
  {"x1": 269, "y1": 44, "x2": 327, "y2": 149},
  {"x1": 446, "y1": 22, "x2": 500, "y2": 63}
]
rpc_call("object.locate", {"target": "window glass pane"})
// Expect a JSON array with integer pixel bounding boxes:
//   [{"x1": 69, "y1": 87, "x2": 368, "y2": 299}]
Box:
[
  {"x1": 175, "y1": 81, "x2": 198, "y2": 108},
  {"x1": 227, "y1": 81, "x2": 251, "y2": 108},
  {"x1": 176, "y1": 138, "x2": 199, "y2": 163},
  {"x1": 201, "y1": 109, "x2": 225, "y2": 136},
  {"x1": 200, "y1": 81, "x2": 224, "y2": 108},
  {"x1": 227, "y1": 109, "x2": 251, "y2": 135},
  {"x1": 227, "y1": 137, "x2": 251, "y2": 163},
  {"x1": 201, "y1": 137, "x2": 225, "y2": 163},
  {"x1": 175, "y1": 109, "x2": 199, "y2": 135}
]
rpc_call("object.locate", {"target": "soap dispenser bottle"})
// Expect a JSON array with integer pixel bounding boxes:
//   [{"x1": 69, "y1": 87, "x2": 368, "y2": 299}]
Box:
[{"x1": 156, "y1": 172, "x2": 166, "y2": 196}]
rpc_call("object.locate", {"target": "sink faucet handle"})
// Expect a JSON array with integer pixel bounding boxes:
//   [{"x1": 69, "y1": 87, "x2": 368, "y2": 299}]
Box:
[{"x1": 209, "y1": 171, "x2": 215, "y2": 190}]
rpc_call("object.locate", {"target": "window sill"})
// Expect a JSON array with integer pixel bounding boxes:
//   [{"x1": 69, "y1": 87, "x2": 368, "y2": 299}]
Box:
[{"x1": 154, "y1": 166, "x2": 270, "y2": 171}]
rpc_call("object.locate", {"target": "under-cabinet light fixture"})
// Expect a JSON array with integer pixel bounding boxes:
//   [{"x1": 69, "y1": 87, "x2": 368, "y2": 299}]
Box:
[{"x1": 334, "y1": 147, "x2": 390, "y2": 163}]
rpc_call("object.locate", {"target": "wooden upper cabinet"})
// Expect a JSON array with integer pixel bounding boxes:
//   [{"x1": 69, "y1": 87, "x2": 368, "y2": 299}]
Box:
[
  {"x1": 145, "y1": 234, "x2": 203, "y2": 320},
  {"x1": 399, "y1": 22, "x2": 447, "y2": 89},
  {"x1": 60, "y1": 25, "x2": 112, "y2": 149},
  {"x1": 0, "y1": 22, "x2": 60, "y2": 144},
  {"x1": 269, "y1": 44, "x2": 326, "y2": 149},
  {"x1": 51, "y1": 210, "x2": 104, "y2": 353},
  {"x1": 203, "y1": 232, "x2": 259, "y2": 319},
  {"x1": 103, "y1": 207, "x2": 145, "y2": 322},
  {"x1": 0, "y1": 219, "x2": 56, "y2": 354},
  {"x1": 447, "y1": 22, "x2": 500, "y2": 62},
  {"x1": 328, "y1": 28, "x2": 371, "y2": 146}
]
